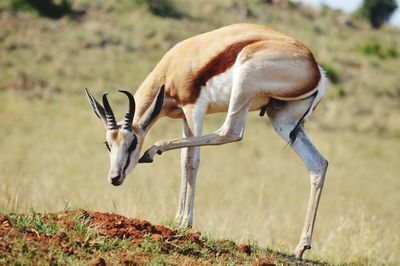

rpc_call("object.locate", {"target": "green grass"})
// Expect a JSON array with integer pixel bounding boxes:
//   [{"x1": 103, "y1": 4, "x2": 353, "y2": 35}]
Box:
[
  {"x1": 359, "y1": 40, "x2": 399, "y2": 58},
  {"x1": 1, "y1": 0, "x2": 400, "y2": 265}
]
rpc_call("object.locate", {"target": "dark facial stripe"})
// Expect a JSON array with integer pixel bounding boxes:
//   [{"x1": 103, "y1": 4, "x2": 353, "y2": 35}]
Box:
[
  {"x1": 123, "y1": 137, "x2": 138, "y2": 174},
  {"x1": 188, "y1": 39, "x2": 260, "y2": 104},
  {"x1": 104, "y1": 141, "x2": 111, "y2": 152}
]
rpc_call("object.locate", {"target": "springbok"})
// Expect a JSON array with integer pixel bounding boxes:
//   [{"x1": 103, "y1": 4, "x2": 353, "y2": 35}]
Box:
[{"x1": 85, "y1": 23, "x2": 328, "y2": 260}]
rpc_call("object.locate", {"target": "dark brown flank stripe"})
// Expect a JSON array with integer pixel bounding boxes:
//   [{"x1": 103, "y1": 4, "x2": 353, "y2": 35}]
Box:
[{"x1": 187, "y1": 39, "x2": 260, "y2": 104}]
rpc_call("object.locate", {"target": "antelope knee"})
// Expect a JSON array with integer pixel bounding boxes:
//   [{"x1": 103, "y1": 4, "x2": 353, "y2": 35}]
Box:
[
  {"x1": 217, "y1": 128, "x2": 243, "y2": 143},
  {"x1": 309, "y1": 159, "x2": 328, "y2": 188}
]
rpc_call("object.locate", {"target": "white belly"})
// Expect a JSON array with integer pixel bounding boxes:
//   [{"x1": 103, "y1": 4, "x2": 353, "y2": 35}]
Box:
[{"x1": 198, "y1": 68, "x2": 269, "y2": 114}]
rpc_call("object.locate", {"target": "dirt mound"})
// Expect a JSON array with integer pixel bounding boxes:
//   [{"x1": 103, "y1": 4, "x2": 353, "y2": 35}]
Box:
[
  {"x1": 62, "y1": 210, "x2": 205, "y2": 255},
  {"x1": 0, "y1": 210, "x2": 245, "y2": 264},
  {"x1": 78, "y1": 210, "x2": 178, "y2": 242},
  {"x1": 0, "y1": 210, "x2": 321, "y2": 265}
]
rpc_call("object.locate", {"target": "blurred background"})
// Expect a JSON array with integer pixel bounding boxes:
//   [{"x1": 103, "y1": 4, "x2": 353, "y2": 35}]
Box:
[{"x1": 0, "y1": 0, "x2": 399, "y2": 264}]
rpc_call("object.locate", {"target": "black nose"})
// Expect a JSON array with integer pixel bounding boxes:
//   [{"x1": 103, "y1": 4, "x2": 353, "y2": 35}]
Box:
[{"x1": 110, "y1": 174, "x2": 122, "y2": 186}]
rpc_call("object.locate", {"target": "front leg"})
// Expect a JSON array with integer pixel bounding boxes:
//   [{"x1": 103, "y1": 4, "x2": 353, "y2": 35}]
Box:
[
  {"x1": 140, "y1": 130, "x2": 241, "y2": 162},
  {"x1": 176, "y1": 117, "x2": 201, "y2": 226},
  {"x1": 179, "y1": 145, "x2": 200, "y2": 228},
  {"x1": 139, "y1": 133, "x2": 218, "y2": 163},
  {"x1": 139, "y1": 101, "x2": 252, "y2": 162}
]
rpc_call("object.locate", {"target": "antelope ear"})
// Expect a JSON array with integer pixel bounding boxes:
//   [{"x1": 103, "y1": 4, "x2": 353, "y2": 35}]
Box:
[
  {"x1": 85, "y1": 88, "x2": 107, "y2": 124},
  {"x1": 139, "y1": 85, "x2": 165, "y2": 131}
]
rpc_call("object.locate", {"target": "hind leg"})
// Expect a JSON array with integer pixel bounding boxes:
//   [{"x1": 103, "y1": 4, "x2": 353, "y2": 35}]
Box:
[{"x1": 267, "y1": 98, "x2": 328, "y2": 260}]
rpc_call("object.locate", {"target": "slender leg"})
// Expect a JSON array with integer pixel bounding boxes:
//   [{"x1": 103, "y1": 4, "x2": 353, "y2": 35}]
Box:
[
  {"x1": 178, "y1": 106, "x2": 204, "y2": 228},
  {"x1": 175, "y1": 119, "x2": 189, "y2": 224},
  {"x1": 176, "y1": 118, "x2": 201, "y2": 227},
  {"x1": 180, "y1": 143, "x2": 200, "y2": 228},
  {"x1": 290, "y1": 128, "x2": 327, "y2": 259},
  {"x1": 267, "y1": 101, "x2": 328, "y2": 260}
]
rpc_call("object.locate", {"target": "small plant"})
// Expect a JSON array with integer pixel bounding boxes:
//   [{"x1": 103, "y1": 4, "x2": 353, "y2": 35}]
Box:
[
  {"x1": 140, "y1": 234, "x2": 162, "y2": 254},
  {"x1": 9, "y1": 0, "x2": 74, "y2": 19},
  {"x1": 8, "y1": 0, "x2": 34, "y2": 12},
  {"x1": 360, "y1": 40, "x2": 382, "y2": 56},
  {"x1": 71, "y1": 211, "x2": 96, "y2": 239},
  {"x1": 136, "y1": 0, "x2": 183, "y2": 19},
  {"x1": 62, "y1": 201, "x2": 71, "y2": 212},
  {"x1": 32, "y1": 213, "x2": 58, "y2": 236},
  {"x1": 385, "y1": 47, "x2": 398, "y2": 58},
  {"x1": 95, "y1": 237, "x2": 129, "y2": 251},
  {"x1": 359, "y1": 40, "x2": 398, "y2": 58},
  {"x1": 11, "y1": 210, "x2": 58, "y2": 236}
]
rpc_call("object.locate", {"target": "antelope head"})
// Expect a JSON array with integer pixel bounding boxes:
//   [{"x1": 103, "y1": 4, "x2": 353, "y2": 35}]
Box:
[{"x1": 85, "y1": 86, "x2": 164, "y2": 186}]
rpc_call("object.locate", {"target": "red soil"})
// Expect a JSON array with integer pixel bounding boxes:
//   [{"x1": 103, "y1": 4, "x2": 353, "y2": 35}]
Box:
[{"x1": 0, "y1": 210, "x2": 277, "y2": 265}]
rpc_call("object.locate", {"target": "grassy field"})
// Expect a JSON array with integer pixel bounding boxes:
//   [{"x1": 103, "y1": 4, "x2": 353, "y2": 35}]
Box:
[{"x1": 1, "y1": 0, "x2": 400, "y2": 265}]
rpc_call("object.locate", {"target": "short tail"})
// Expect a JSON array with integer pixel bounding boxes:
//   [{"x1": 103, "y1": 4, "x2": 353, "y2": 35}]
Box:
[{"x1": 289, "y1": 65, "x2": 328, "y2": 145}]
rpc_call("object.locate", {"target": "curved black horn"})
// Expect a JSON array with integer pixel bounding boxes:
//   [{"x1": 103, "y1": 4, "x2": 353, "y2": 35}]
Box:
[
  {"x1": 118, "y1": 90, "x2": 136, "y2": 130},
  {"x1": 102, "y1": 93, "x2": 118, "y2": 130}
]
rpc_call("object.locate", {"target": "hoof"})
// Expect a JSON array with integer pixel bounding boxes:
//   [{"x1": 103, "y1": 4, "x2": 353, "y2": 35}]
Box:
[
  {"x1": 138, "y1": 148, "x2": 162, "y2": 163},
  {"x1": 179, "y1": 220, "x2": 192, "y2": 229},
  {"x1": 294, "y1": 245, "x2": 311, "y2": 260},
  {"x1": 138, "y1": 151, "x2": 153, "y2": 163}
]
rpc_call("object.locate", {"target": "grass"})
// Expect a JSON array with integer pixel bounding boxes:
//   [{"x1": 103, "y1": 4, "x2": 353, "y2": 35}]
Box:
[
  {"x1": 6, "y1": 209, "x2": 59, "y2": 236},
  {"x1": 0, "y1": 0, "x2": 400, "y2": 265},
  {"x1": 1, "y1": 210, "x2": 134, "y2": 264},
  {"x1": 0, "y1": 209, "x2": 329, "y2": 265},
  {"x1": 359, "y1": 40, "x2": 399, "y2": 58}
]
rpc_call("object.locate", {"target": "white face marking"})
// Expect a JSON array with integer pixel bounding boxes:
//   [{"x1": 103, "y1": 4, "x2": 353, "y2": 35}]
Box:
[{"x1": 105, "y1": 129, "x2": 141, "y2": 186}]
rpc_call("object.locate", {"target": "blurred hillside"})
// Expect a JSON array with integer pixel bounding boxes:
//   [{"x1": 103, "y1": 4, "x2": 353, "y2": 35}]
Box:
[{"x1": 0, "y1": 0, "x2": 399, "y2": 137}]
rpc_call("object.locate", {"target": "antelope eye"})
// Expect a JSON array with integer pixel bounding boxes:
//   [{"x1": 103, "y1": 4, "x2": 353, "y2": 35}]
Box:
[
  {"x1": 127, "y1": 137, "x2": 138, "y2": 154},
  {"x1": 104, "y1": 141, "x2": 111, "y2": 152}
]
